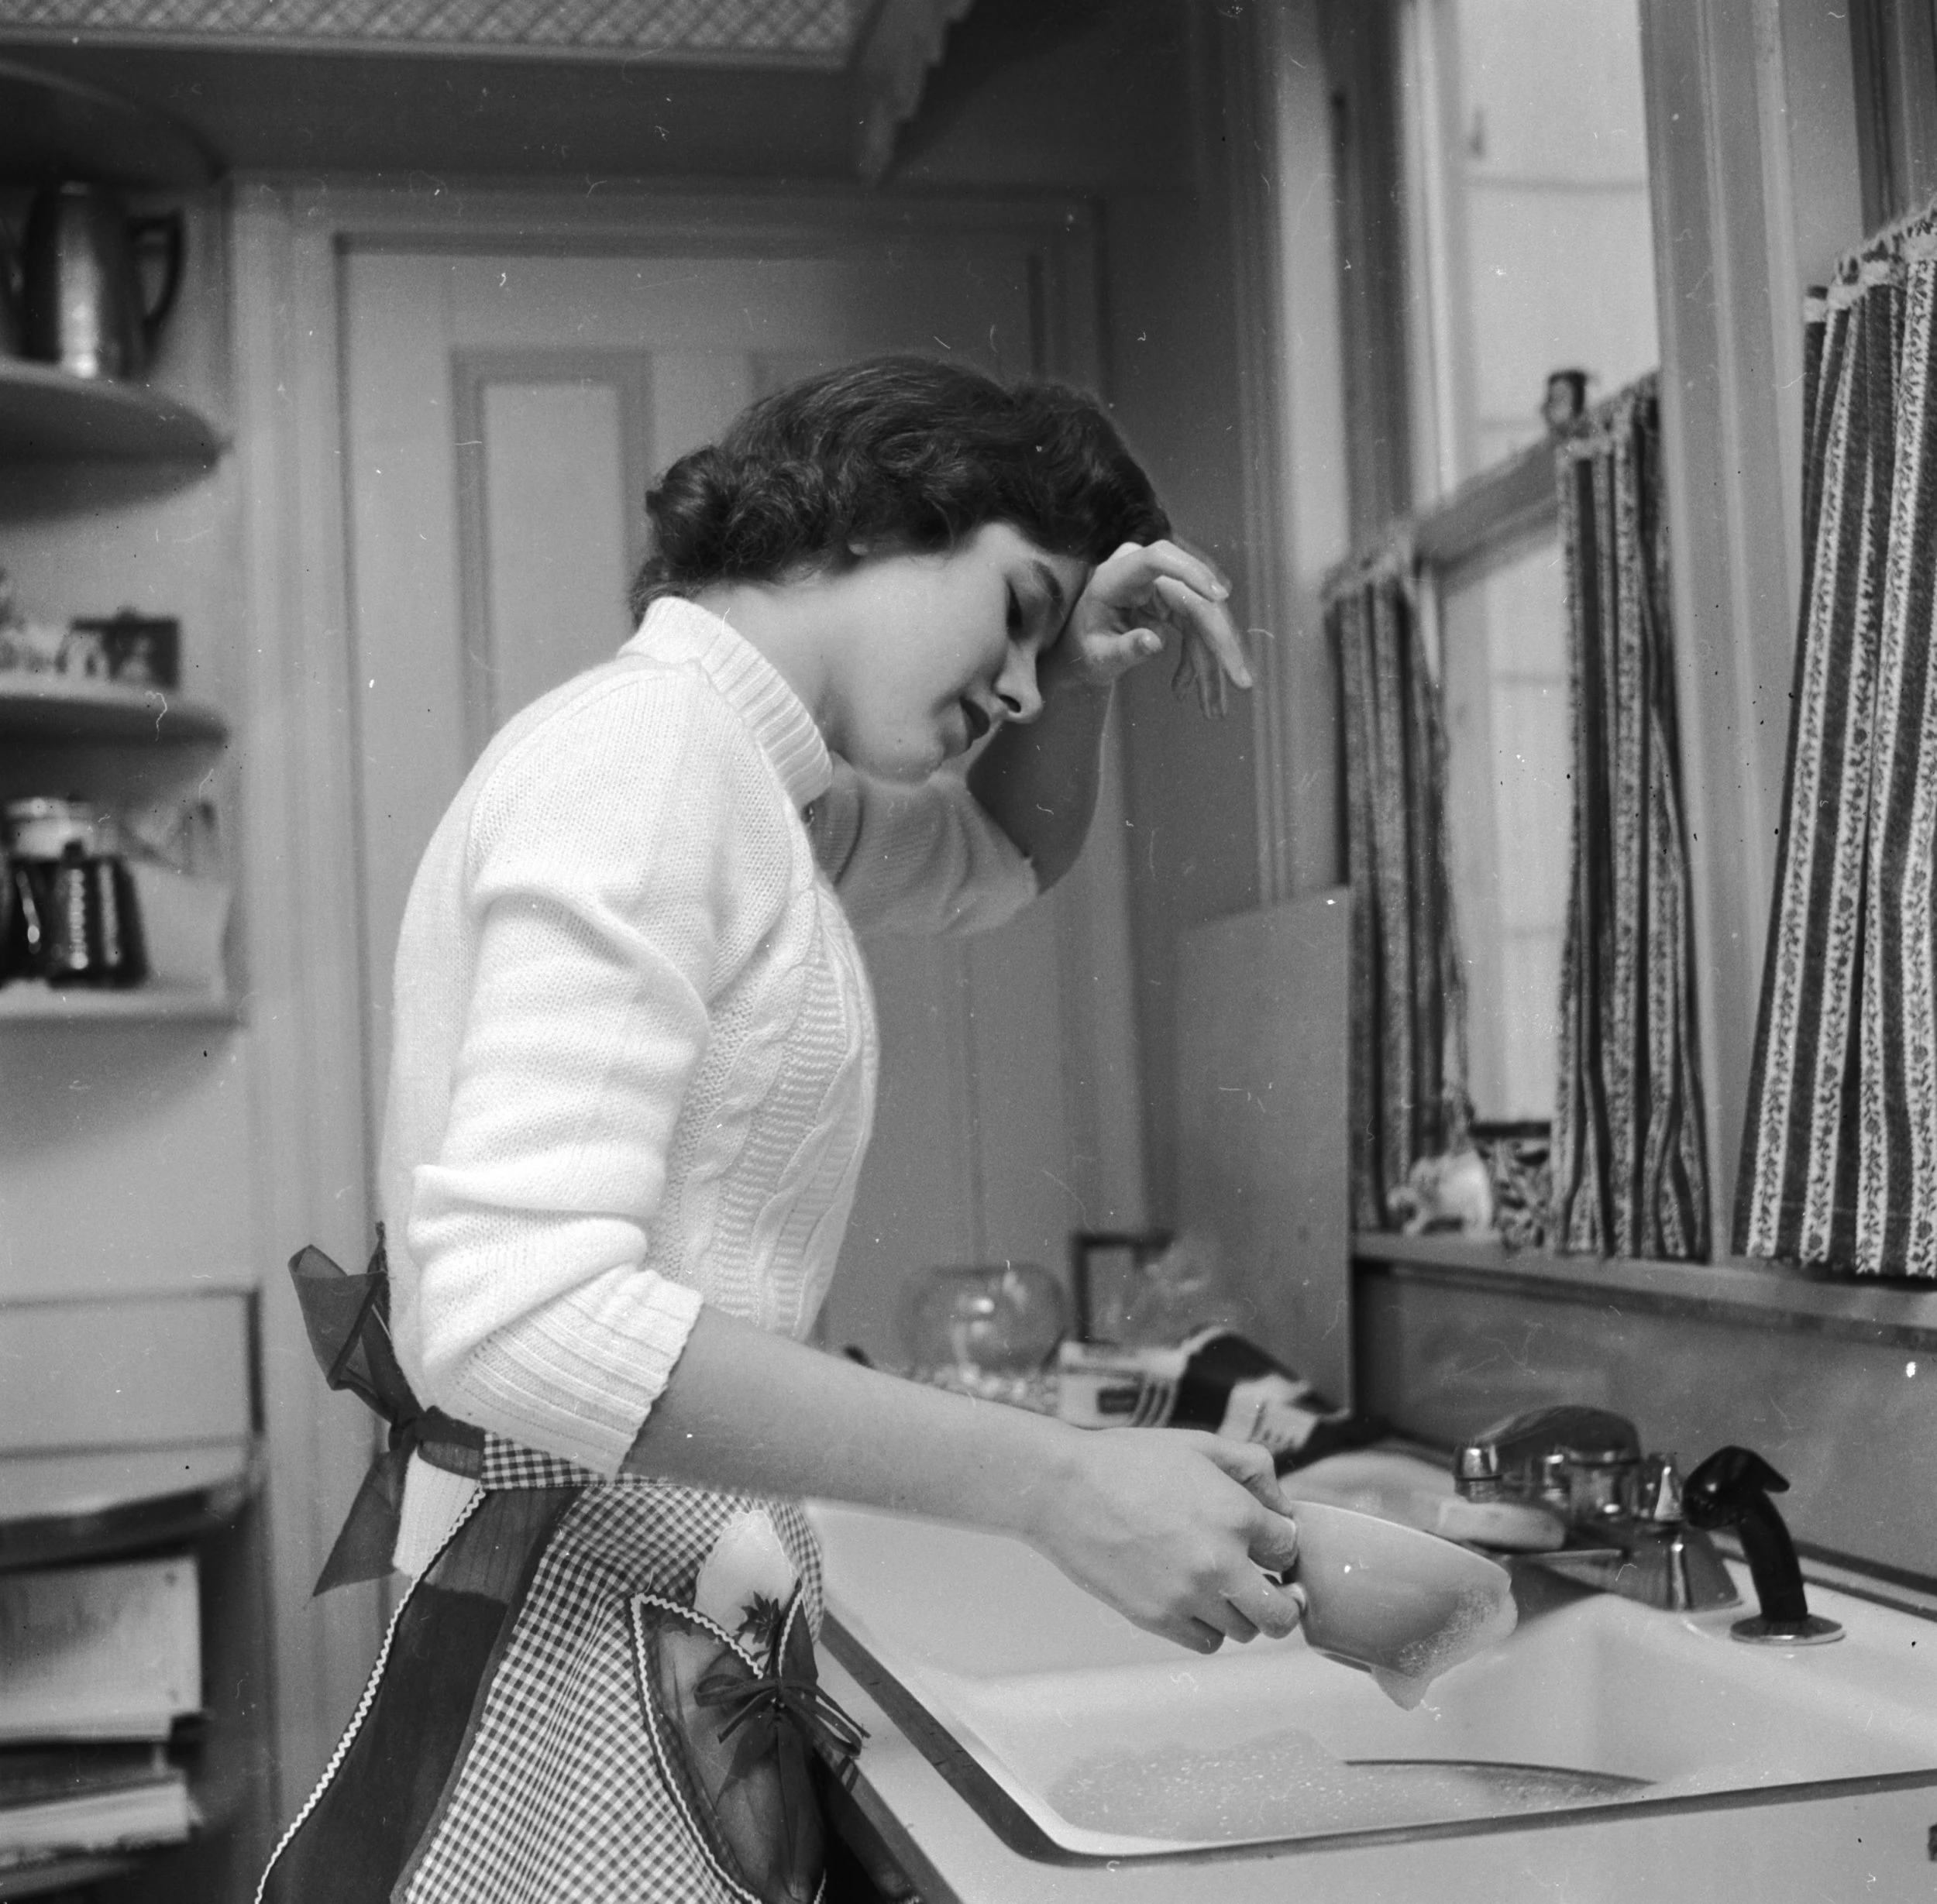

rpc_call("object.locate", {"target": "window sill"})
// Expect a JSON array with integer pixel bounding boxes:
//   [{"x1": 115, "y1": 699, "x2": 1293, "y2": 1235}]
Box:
[{"x1": 1352, "y1": 1231, "x2": 1937, "y2": 1351}]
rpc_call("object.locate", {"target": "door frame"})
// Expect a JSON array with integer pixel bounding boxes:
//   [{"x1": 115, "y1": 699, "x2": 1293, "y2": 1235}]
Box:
[{"x1": 230, "y1": 174, "x2": 1134, "y2": 1807}]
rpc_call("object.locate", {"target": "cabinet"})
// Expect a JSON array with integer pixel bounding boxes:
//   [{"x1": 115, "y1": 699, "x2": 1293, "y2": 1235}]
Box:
[
  {"x1": 1, "y1": 65, "x2": 271, "y2": 1904},
  {"x1": 0, "y1": 363, "x2": 235, "y2": 1023},
  {"x1": 0, "y1": 1447, "x2": 260, "y2": 1902},
  {"x1": 1, "y1": 60, "x2": 232, "y2": 1024}
]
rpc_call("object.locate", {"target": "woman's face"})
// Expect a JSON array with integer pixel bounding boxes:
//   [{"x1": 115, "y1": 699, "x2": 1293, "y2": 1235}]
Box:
[{"x1": 819, "y1": 522, "x2": 1089, "y2": 782}]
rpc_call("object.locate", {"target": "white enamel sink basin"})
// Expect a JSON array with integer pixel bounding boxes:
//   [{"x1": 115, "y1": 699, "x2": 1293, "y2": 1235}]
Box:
[{"x1": 810, "y1": 1491, "x2": 1937, "y2": 1860}]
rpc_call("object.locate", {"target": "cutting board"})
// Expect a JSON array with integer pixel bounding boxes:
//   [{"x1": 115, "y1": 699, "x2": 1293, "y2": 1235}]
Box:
[{"x1": 1175, "y1": 889, "x2": 1352, "y2": 1405}]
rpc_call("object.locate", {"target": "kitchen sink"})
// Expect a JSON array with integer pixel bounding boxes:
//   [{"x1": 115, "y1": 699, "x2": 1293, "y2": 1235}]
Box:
[{"x1": 810, "y1": 1491, "x2": 1937, "y2": 1861}]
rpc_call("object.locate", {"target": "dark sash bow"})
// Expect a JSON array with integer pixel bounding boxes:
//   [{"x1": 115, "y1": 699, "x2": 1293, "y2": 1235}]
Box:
[{"x1": 288, "y1": 1229, "x2": 484, "y2": 1594}]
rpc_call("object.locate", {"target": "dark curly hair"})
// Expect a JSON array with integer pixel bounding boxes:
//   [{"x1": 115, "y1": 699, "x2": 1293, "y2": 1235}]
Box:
[{"x1": 628, "y1": 355, "x2": 1170, "y2": 618}]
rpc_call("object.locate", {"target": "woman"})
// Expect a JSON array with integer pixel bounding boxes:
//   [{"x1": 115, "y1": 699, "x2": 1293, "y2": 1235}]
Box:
[{"x1": 265, "y1": 356, "x2": 1302, "y2": 1904}]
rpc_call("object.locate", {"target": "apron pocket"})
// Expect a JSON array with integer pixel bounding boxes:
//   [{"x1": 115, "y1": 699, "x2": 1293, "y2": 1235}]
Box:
[{"x1": 628, "y1": 1587, "x2": 863, "y2": 1904}]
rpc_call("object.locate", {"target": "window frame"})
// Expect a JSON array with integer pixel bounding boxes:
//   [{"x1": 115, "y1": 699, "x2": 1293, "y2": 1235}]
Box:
[
  {"x1": 1849, "y1": 0, "x2": 1937, "y2": 232},
  {"x1": 1334, "y1": 0, "x2": 1655, "y2": 1131}
]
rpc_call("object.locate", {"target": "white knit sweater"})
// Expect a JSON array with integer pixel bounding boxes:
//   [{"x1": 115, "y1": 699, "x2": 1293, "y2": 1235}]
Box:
[{"x1": 380, "y1": 596, "x2": 1037, "y2": 1476}]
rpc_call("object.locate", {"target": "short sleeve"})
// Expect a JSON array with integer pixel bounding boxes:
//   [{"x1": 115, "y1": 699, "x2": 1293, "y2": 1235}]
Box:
[{"x1": 809, "y1": 760, "x2": 1038, "y2": 939}]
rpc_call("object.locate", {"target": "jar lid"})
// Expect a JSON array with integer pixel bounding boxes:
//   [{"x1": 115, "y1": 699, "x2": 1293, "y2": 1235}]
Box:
[{"x1": 4, "y1": 796, "x2": 98, "y2": 855}]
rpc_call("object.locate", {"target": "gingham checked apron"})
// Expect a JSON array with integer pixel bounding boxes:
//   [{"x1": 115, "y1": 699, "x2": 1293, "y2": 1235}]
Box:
[{"x1": 260, "y1": 1245, "x2": 858, "y2": 1904}]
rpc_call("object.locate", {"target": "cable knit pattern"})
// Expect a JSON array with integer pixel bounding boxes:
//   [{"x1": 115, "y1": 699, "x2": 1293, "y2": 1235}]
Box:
[{"x1": 379, "y1": 598, "x2": 1037, "y2": 1475}]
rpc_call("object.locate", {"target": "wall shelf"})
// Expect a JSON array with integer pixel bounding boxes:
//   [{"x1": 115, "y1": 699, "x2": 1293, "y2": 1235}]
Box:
[
  {"x1": 0, "y1": 1438, "x2": 259, "y2": 1574},
  {"x1": 0, "y1": 57, "x2": 220, "y2": 190},
  {"x1": 0, "y1": 362, "x2": 223, "y2": 466},
  {"x1": 0, "y1": 675, "x2": 226, "y2": 745},
  {"x1": 0, "y1": 982, "x2": 236, "y2": 1026},
  {"x1": 1354, "y1": 1230, "x2": 1937, "y2": 1351}
]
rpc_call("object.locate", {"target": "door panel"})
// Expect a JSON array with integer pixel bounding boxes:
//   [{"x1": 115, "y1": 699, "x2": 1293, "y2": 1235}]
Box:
[
  {"x1": 477, "y1": 378, "x2": 634, "y2": 732},
  {"x1": 342, "y1": 232, "x2": 1142, "y2": 1372}
]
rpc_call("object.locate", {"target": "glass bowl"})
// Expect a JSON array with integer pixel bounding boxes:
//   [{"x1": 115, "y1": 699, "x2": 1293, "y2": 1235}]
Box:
[{"x1": 901, "y1": 1263, "x2": 1067, "y2": 1378}]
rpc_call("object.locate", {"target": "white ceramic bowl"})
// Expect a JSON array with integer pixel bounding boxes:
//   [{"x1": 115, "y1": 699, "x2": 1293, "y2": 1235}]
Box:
[{"x1": 1290, "y1": 1499, "x2": 1518, "y2": 1708}]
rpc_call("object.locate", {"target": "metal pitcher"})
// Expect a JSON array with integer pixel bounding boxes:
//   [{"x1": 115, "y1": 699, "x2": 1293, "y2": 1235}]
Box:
[{"x1": 17, "y1": 181, "x2": 183, "y2": 380}]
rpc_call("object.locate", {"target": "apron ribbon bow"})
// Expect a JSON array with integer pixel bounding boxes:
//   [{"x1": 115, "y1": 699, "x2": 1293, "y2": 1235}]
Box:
[{"x1": 288, "y1": 1229, "x2": 484, "y2": 1595}]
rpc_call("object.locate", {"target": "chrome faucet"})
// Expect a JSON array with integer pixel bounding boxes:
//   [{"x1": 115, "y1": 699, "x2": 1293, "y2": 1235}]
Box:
[{"x1": 1453, "y1": 1405, "x2": 1739, "y2": 1614}]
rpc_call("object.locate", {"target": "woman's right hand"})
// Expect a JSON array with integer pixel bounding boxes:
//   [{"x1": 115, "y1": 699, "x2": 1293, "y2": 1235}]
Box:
[
  {"x1": 1051, "y1": 539, "x2": 1255, "y2": 718},
  {"x1": 1020, "y1": 1428, "x2": 1306, "y2": 1653}
]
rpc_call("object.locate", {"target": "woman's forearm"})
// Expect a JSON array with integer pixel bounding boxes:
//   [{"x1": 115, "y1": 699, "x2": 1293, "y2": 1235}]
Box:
[
  {"x1": 968, "y1": 537, "x2": 1254, "y2": 888},
  {"x1": 622, "y1": 1304, "x2": 1073, "y2": 1534},
  {"x1": 622, "y1": 1304, "x2": 1306, "y2": 1653},
  {"x1": 967, "y1": 676, "x2": 1113, "y2": 892}
]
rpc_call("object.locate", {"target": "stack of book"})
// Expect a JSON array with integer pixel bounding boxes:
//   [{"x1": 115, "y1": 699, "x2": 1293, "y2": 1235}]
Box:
[{"x1": 0, "y1": 1555, "x2": 200, "y2": 1880}]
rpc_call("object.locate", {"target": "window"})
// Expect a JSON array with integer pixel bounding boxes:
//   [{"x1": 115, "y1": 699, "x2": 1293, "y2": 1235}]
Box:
[
  {"x1": 1399, "y1": 0, "x2": 1657, "y2": 495},
  {"x1": 1849, "y1": 0, "x2": 1937, "y2": 232},
  {"x1": 1392, "y1": 0, "x2": 1661, "y2": 1123}
]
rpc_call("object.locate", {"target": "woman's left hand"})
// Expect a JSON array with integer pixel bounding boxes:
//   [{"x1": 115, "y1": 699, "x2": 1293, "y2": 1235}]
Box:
[{"x1": 1049, "y1": 538, "x2": 1256, "y2": 716}]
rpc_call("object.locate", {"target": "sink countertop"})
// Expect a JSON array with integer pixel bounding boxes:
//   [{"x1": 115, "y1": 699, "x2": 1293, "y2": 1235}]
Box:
[{"x1": 810, "y1": 1493, "x2": 1937, "y2": 1903}]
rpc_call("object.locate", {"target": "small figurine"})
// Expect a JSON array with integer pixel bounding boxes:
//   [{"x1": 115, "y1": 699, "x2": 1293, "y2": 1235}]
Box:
[
  {"x1": 1388, "y1": 1146, "x2": 1496, "y2": 1236},
  {"x1": 1543, "y1": 368, "x2": 1590, "y2": 434},
  {"x1": 59, "y1": 624, "x2": 110, "y2": 678},
  {"x1": 0, "y1": 569, "x2": 67, "y2": 674}
]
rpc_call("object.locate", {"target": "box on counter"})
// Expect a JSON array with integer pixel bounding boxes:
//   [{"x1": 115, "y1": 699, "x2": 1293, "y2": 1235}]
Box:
[{"x1": 1055, "y1": 1329, "x2": 1385, "y2": 1469}]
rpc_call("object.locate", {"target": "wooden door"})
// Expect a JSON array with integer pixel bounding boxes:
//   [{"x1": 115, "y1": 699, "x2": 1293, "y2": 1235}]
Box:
[{"x1": 340, "y1": 231, "x2": 1146, "y2": 1368}]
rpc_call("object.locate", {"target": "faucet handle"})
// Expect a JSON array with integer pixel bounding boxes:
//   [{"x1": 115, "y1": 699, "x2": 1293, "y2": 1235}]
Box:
[
  {"x1": 1453, "y1": 1404, "x2": 1641, "y2": 1517},
  {"x1": 1636, "y1": 1452, "x2": 1684, "y2": 1524}
]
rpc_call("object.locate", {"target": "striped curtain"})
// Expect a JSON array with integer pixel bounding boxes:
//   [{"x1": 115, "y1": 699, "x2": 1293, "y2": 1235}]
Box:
[
  {"x1": 1328, "y1": 543, "x2": 1464, "y2": 1229},
  {"x1": 1736, "y1": 211, "x2": 1937, "y2": 1277},
  {"x1": 1550, "y1": 376, "x2": 1711, "y2": 1260}
]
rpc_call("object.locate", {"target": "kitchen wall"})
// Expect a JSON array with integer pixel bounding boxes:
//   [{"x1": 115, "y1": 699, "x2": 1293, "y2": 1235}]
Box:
[
  {"x1": 896, "y1": 0, "x2": 1354, "y2": 1227},
  {"x1": 901, "y1": 0, "x2": 1295, "y2": 1223},
  {"x1": 1356, "y1": 1243, "x2": 1937, "y2": 1583}
]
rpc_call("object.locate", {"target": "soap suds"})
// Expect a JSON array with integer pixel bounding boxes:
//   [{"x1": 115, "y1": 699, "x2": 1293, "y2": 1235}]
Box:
[{"x1": 1319, "y1": 1581, "x2": 1519, "y2": 1709}]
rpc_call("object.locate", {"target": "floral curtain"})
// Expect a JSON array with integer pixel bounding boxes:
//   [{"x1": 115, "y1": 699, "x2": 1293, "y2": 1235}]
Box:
[
  {"x1": 1736, "y1": 209, "x2": 1937, "y2": 1277},
  {"x1": 1550, "y1": 376, "x2": 1710, "y2": 1260},
  {"x1": 1327, "y1": 542, "x2": 1464, "y2": 1229}
]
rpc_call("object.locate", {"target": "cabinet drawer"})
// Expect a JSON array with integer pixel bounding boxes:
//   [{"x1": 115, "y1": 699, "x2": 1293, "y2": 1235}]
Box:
[{"x1": 0, "y1": 1294, "x2": 252, "y2": 1452}]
